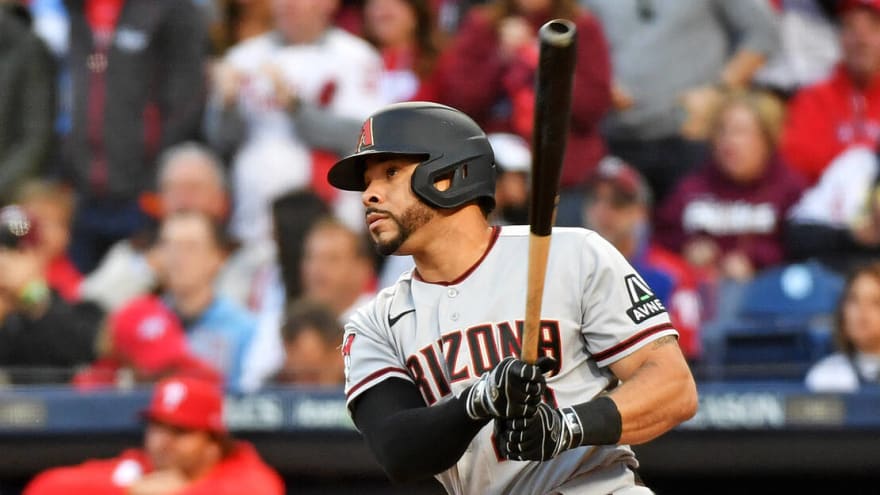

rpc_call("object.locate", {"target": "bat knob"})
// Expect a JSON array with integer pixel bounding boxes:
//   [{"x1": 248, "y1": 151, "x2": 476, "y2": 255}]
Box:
[{"x1": 539, "y1": 19, "x2": 576, "y2": 47}]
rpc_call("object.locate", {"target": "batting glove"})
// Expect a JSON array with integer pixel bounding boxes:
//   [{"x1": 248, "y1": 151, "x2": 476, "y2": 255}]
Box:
[
  {"x1": 464, "y1": 357, "x2": 553, "y2": 420},
  {"x1": 494, "y1": 402, "x2": 583, "y2": 461}
]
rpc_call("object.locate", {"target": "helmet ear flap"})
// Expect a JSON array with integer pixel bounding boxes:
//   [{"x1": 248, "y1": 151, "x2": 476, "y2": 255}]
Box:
[
  {"x1": 328, "y1": 102, "x2": 497, "y2": 208},
  {"x1": 411, "y1": 155, "x2": 497, "y2": 210}
]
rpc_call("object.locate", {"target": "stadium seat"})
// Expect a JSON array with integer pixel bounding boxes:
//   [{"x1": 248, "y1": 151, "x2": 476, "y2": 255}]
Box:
[{"x1": 701, "y1": 261, "x2": 843, "y2": 381}]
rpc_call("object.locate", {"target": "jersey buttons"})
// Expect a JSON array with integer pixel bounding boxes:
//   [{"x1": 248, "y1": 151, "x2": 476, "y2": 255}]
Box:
[
  {"x1": 451, "y1": 312, "x2": 459, "y2": 321},
  {"x1": 447, "y1": 288, "x2": 459, "y2": 298}
]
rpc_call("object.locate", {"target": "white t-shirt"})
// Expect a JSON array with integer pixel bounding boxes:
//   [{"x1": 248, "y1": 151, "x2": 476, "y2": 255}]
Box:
[
  {"x1": 805, "y1": 352, "x2": 880, "y2": 393},
  {"x1": 222, "y1": 29, "x2": 384, "y2": 242},
  {"x1": 788, "y1": 147, "x2": 879, "y2": 227}
]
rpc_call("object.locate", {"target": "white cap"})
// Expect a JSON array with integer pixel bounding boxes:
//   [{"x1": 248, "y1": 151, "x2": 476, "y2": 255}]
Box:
[{"x1": 488, "y1": 133, "x2": 531, "y2": 173}]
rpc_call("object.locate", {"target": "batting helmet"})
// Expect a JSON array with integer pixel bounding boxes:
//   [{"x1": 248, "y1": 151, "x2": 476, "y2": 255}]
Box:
[{"x1": 327, "y1": 102, "x2": 497, "y2": 210}]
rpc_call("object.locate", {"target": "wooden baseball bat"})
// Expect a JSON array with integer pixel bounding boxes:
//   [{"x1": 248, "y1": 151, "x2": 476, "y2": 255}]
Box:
[{"x1": 521, "y1": 19, "x2": 577, "y2": 364}]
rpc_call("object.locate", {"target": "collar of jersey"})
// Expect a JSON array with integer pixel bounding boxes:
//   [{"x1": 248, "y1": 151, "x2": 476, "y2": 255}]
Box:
[{"x1": 412, "y1": 225, "x2": 501, "y2": 287}]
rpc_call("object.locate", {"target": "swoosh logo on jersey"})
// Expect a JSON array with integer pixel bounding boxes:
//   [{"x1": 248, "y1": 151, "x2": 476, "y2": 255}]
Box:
[{"x1": 388, "y1": 309, "x2": 415, "y2": 327}]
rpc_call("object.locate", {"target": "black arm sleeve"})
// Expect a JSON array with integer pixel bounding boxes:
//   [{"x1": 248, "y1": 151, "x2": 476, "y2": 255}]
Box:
[{"x1": 351, "y1": 378, "x2": 489, "y2": 483}]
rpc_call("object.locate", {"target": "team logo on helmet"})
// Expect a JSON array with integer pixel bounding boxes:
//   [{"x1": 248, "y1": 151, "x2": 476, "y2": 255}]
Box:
[{"x1": 357, "y1": 118, "x2": 374, "y2": 152}]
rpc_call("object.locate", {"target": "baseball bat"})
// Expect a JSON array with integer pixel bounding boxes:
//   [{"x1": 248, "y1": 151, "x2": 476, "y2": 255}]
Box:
[{"x1": 521, "y1": 19, "x2": 577, "y2": 364}]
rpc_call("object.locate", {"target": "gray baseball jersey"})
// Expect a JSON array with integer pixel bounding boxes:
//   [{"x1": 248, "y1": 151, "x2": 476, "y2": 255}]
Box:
[{"x1": 343, "y1": 225, "x2": 677, "y2": 495}]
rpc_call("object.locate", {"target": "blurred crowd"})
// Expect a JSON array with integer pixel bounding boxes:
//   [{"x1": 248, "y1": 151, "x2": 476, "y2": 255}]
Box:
[{"x1": 0, "y1": 0, "x2": 879, "y2": 394}]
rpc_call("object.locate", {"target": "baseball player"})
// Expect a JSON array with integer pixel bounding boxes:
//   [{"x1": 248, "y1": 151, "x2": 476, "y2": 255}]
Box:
[{"x1": 329, "y1": 102, "x2": 698, "y2": 494}]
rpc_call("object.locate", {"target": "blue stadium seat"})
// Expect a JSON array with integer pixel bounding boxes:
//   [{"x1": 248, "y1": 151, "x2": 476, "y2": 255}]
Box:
[{"x1": 702, "y1": 261, "x2": 843, "y2": 381}]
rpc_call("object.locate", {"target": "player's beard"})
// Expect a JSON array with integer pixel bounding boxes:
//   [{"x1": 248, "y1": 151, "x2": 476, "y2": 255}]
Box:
[{"x1": 369, "y1": 202, "x2": 436, "y2": 256}]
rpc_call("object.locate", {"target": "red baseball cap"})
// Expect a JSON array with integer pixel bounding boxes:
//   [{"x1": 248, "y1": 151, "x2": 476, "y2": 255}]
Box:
[
  {"x1": 110, "y1": 297, "x2": 189, "y2": 374},
  {"x1": 838, "y1": 0, "x2": 880, "y2": 15},
  {"x1": 142, "y1": 376, "x2": 225, "y2": 433}
]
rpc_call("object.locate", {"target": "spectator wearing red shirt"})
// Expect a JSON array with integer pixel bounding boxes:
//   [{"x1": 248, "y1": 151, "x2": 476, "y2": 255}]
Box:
[
  {"x1": 25, "y1": 376, "x2": 285, "y2": 495},
  {"x1": 420, "y1": 0, "x2": 611, "y2": 225},
  {"x1": 655, "y1": 90, "x2": 806, "y2": 286},
  {"x1": 780, "y1": 0, "x2": 880, "y2": 184}
]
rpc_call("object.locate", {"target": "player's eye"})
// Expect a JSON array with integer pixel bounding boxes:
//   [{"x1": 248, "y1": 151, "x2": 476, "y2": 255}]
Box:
[{"x1": 386, "y1": 167, "x2": 399, "y2": 179}]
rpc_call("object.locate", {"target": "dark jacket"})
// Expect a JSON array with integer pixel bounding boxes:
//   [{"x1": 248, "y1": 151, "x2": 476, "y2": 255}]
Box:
[
  {"x1": 61, "y1": 0, "x2": 206, "y2": 200},
  {"x1": 0, "y1": 293, "x2": 103, "y2": 384},
  {"x1": 0, "y1": 7, "x2": 55, "y2": 202}
]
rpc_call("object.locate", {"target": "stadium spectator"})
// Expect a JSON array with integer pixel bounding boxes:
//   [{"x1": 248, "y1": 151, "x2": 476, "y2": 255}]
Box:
[
  {"x1": 266, "y1": 190, "x2": 333, "y2": 305},
  {"x1": 780, "y1": 0, "x2": 880, "y2": 185},
  {"x1": 753, "y1": 0, "x2": 841, "y2": 98},
  {"x1": 785, "y1": 142, "x2": 880, "y2": 274},
  {"x1": 583, "y1": 157, "x2": 703, "y2": 361},
  {"x1": 61, "y1": 0, "x2": 207, "y2": 274},
  {"x1": 24, "y1": 375, "x2": 285, "y2": 495},
  {"x1": 655, "y1": 90, "x2": 805, "y2": 288},
  {"x1": 806, "y1": 261, "x2": 880, "y2": 392},
  {"x1": 80, "y1": 142, "x2": 272, "y2": 312},
  {"x1": 424, "y1": 0, "x2": 611, "y2": 226},
  {"x1": 273, "y1": 299, "x2": 345, "y2": 386},
  {"x1": 17, "y1": 180, "x2": 82, "y2": 302},
  {"x1": 0, "y1": 2, "x2": 55, "y2": 203},
  {"x1": 204, "y1": 0, "x2": 384, "y2": 245},
  {"x1": 241, "y1": 217, "x2": 374, "y2": 391},
  {"x1": 73, "y1": 296, "x2": 222, "y2": 389},
  {"x1": 237, "y1": 190, "x2": 331, "y2": 393},
  {"x1": 300, "y1": 218, "x2": 376, "y2": 316},
  {"x1": 109, "y1": 211, "x2": 256, "y2": 389},
  {"x1": 0, "y1": 205, "x2": 102, "y2": 384},
  {"x1": 362, "y1": 0, "x2": 442, "y2": 103},
  {"x1": 582, "y1": 0, "x2": 779, "y2": 204}
]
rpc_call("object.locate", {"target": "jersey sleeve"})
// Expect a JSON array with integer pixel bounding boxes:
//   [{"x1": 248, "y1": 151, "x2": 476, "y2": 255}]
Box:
[
  {"x1": 579, "y1": 232, "x2": 679, "y2": 367},
  {"x1": 343, "y1": 292, "x2": 412, "y2": 409}
]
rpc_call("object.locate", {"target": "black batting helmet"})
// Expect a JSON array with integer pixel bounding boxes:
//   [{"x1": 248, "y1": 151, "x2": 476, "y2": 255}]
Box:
[{"x1": 327, "y1": 102, "x2": 497, "y2": 211}]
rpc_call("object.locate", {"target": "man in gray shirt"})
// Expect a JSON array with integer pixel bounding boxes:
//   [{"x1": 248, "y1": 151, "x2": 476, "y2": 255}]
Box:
[{"x1": 582, "y1": 0, "x2": 779, "y2": 202}]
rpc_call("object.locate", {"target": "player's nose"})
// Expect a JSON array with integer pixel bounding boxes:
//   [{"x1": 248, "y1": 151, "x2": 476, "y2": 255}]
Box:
[{"x1": 362, "y1": 182, "x2": 383, "y2": 206}]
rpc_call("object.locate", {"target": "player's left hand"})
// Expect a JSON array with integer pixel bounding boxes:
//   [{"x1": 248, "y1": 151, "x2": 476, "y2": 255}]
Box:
[
  {"x1": 494, "y1": 402, "x2": 580, "y2": 461},
  {"x1": 464, "y1": 357, "x2": 554, "y2": 420}
]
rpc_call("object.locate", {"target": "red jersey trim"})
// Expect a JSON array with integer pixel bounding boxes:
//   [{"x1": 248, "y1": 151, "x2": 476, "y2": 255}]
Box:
[
  {"x1": 413, "y1": 226, "x2": 501, "y2": 286},
  {"x1": 592, "y1": 323, "x2": 676, "y2": 363},
  {"x1": 346, "y1": 366, "x2": 410, "y2": 398}
]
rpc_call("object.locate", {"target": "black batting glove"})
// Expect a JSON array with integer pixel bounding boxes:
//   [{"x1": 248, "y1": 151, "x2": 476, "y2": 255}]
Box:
[
  {"x1": 464, "y1": 357, "x2": 552, "y2": 420},
  {"x1": 494, "y1": 402, "x2": 584, "y2": 461}
]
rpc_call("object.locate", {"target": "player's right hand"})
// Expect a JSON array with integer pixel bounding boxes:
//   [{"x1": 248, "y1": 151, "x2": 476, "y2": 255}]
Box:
[
  {"x1": 464, "y1": 357, "x2": 554, "y2": 420},
  {"x1": 494, "y1": 402, "x2": 577, "y2": 462}
]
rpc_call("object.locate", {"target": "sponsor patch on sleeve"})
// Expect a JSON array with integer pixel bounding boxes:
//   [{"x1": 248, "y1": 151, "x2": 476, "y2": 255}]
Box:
[{"x1": 624, "y1": 274, "x2": 667, "y2": 324}]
